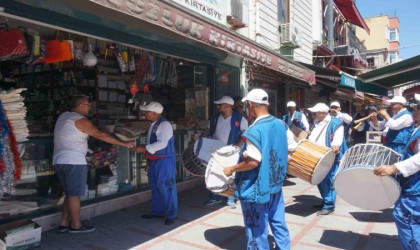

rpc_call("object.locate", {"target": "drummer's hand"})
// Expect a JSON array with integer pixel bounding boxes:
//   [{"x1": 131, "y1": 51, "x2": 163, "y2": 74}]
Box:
[
  {"x1": 224, "y1": 167, "x2": 234, "y2": 177},
  {"x1": 331, "y1": 145, "x2": 340, "y2": 154},
  {"x1": 374, "y1": 165, "x2": 398, "y2": 176},
  {"x1": 130, "y1": 146, "x2": 146, "y2": 153}
]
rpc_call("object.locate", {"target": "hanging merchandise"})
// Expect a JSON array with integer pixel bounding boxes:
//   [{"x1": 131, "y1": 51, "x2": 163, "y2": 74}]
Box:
[
  {"x1": 83, "y1": 39, "x2": 98, "y2": 67},
  {"x1": 114, "y1": 45, "x2": 128, "y2": 73},
  {"x1": 39, "y1": 40, "x2": 73, "y2": 64},
  {"x1": 128, "y1": 49, "x2": 136, "y2": 72},
  {"x1": 0, "y1": 23, "x2": 29, "y2": 61}
]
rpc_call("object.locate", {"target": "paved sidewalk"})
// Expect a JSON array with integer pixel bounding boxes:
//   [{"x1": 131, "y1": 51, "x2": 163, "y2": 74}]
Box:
[{"x1": 38, "y1": 177, "x2": 402, "y2": 250}]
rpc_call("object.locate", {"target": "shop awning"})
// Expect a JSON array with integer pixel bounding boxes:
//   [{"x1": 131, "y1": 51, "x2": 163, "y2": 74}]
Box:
[
  {"x1": 334, "y1": 0, "x2": 370, "y2": 34},
  {"x1": 358, "y1": 55, "x2": 420, "y2": 89},
  {"x1": 403, "y1": 85, "x2": 420, "y2": 100},
  {"x1": 0, "y1": 0, "x2": 316, "y2": 85}
]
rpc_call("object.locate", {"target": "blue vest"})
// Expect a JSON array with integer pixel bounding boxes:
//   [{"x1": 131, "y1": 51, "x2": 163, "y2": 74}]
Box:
[
  {"x1": 234, "y1": 115, "x2": 288, "y2": 204},
  {"x1": 282, "y1": 111, "x2": 306, "y2": 130},
  {"x1": 398, "y1": 127, "x2": 420, "y2": 196},
  {"x1": 210, "y1": 111, "x2": 243, "y2": 145},
  {"x1": 325, "y1": 116, "x2": 348, "y2": 161},
  {"x1": 386, "y1": 110, "x2": 414, "y2": 145},
  {"x1": 149, "y1": 117, "x2": 176, "y2": 157}
]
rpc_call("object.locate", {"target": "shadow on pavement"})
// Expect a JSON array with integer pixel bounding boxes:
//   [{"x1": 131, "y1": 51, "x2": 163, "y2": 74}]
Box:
[
  {"x1": 204, "y1": 226, "x2": 276, "y2": 250},
  {"x1": 319, "y1": 229, "x2": 402, "y2": 250},
  {"x1": 349, "y1": 208, "x2": 394, "y2": 223},
  {"x1": 285, "y1": 194, "x2": 322, "y2": 217}
]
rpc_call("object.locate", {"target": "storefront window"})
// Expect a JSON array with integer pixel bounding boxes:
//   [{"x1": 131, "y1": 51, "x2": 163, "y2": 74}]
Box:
[{"x1": 215, "y1": 65, "x2": 240, "y2": 99}]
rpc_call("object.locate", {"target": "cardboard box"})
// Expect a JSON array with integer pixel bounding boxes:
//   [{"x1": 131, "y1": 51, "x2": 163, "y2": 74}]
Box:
[{"x1": 0, "y1": 219, "x2": 41, "y2": 250}]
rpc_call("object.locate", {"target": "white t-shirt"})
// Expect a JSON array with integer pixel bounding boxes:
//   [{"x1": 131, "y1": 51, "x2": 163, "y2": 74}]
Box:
[
  {"x1": 146, "y1": 119, "x2": 174, "y2": 154},
  {"x1": 308, "y1": 114, "x2": 344, "y2": 147},
  {"x1": 53, "y1": 112, "x2": 88, "y2": 165},
  {"x1": 213, "y1": 115, "x2": 248, "y2": 145}
]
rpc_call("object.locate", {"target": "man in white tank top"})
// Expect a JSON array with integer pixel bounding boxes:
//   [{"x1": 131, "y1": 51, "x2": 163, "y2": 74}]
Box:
[{"x1": 53, "y1": 96, "x2": 134, "y2": 234}]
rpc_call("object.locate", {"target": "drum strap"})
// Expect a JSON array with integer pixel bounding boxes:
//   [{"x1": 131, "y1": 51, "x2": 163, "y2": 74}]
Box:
[{"x1": 314, "y1": 121, "x2": 329, "y2": 143}]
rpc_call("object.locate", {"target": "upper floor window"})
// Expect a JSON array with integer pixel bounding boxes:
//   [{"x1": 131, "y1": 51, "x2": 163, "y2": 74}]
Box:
[
  {"x1": 388, "y1": 28, "x2": 398, "y2": 41},
  {"x1": 278, "y1": 0, "x2": 289, "y2": 24},
  {"x1": 389, "y1": 51, "x2": 398, "y2": 64}
]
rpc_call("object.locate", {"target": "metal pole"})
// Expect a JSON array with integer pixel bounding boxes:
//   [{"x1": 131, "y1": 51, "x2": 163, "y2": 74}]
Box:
[{"x1": 328, "y1": 0, "x2": 334, "y2": 50}]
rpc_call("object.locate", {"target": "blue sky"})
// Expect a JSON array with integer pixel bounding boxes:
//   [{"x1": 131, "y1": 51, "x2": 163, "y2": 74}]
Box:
[{"x1": 356, "y1": 0, "x2": 420, "y2": 60}]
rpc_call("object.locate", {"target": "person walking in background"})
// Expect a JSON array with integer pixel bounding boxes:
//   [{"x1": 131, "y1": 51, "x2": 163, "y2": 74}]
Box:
[
  {"x1": 131, "y1": 102, "x2": 178, "y2": 225},
  {"x1": 378, "y1": 96, "x2": 414, "y2": 154},
  {"x1": 53, "y1": 96, "x2": 134, "y2": 233},
  {"x1": 307, "y1": 103, "x2": 348, "y2": 216},
  {"x1": 282, "y1": 101, "x2": 310, "y2": 134},
  {"x1": 224, "y1": 89, "x2": 290, "y2": 249},
  {"x1": 203, "y1": 96, "x2": 248, "y2": 209}
]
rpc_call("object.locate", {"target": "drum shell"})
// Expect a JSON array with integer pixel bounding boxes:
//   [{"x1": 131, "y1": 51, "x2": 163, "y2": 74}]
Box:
[
  {"x1": 181, "y1": 138, "x2": 224, "y2": 177},
  {"x1": 288, "y1": 140, "x2": 335, "y2": 185}
]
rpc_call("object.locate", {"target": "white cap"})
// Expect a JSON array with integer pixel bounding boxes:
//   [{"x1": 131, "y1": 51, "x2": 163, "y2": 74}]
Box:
[
  {"x1": 242, "y1": 89, "x2": 269, "y2": 105},
  {"x1": 330, "y1": 101, "x2": 340, "y2": 108},
  {"x1": 140, "y1": 101, "x2": 164, "y2": 113},
  {"x1": 415, "y1": 93, "x2": 420, "y2": 102},
  {"x1": 214, "y1": 96, "x2": 234, "y2": 105},
  {"x1": 388, "y1": 96, "x2": 407, "y2": 105},
  {"x1": 308, "y1": 103, "x2": 330, "y2": 113},
  {"x1": 287, "y1": 101, "x2": 296, "y2": 107}
]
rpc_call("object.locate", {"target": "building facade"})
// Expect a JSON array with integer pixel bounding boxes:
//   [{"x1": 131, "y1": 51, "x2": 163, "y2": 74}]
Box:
[{"x1": 356, "y1": 15, "x2": 400, "y2": 71}]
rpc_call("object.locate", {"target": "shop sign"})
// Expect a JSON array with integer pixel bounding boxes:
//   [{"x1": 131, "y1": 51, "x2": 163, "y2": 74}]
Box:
[
  {"x1": 340, "y1": 74, "x2": 356, "y2": 89},
  {"x1": 88, "y1": 0, "x2": 316, "y2": 85},
  {"x1": 170, "y1": 0, "x2": 226, "y2": 26}
]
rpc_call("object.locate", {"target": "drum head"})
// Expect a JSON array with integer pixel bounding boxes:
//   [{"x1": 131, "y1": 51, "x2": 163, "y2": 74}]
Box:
[
  {"x1": 334, "y1": 167, "x2": 401, "y2": 210},
  {"x1": 310, "y1": 149, "x2": 335, "y2": 185}
]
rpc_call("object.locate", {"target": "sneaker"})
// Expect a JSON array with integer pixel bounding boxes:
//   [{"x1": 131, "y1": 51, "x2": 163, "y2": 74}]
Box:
[
  {"x1": 312, "y1": 203, "x2": 324, "y2": 209},
  {"x1": 164, "y1": 218, "x2": 176, "y2": 225},
  {"x1": 317, "y1": 208, "x2": 334, "y2": 216},
  {"x1": 226, "y1": 201, "x2": 237, "y2": 209},
  {"x1": 204, "y1": 199, "x2": 222, "y2": 206},
  {"x1": 56, "y1": 225, "x2": 69, "y2": 233},
  {"x1": 68, "y1": 224, "x2": 96, "y2": 234}
]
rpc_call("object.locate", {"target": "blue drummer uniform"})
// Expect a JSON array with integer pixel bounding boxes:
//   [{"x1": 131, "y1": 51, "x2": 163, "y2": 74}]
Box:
[
  {"x1": 147, "y1": 117, "x2": 177, "y2": 219},
  {"x1": 318, "y1": 117, "x2": 348, "y2": 211},
  {"x1": 385, "y1": 109, "x2": 414, "y2": 154},
  {"x1": 235, "y1": 115, "x2": 290, "y2": 250},
  {"x1": 394, "y1": 127, "x2": 420, "y2": 250}
]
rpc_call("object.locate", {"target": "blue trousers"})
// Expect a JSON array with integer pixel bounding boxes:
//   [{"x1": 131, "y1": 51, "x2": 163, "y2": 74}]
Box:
[
  {"x1": 393, "y1": 195, "x2": 420, "y2": 250},
  {"x1": 240, "y1": 190, "x2": 290, "y2": 250},
  {"x1": 148, "y1": 156, "x2": 177, "y2": 219},
  {"x1": 317, "y1": 159, "x2": 339, "y2": 210}
]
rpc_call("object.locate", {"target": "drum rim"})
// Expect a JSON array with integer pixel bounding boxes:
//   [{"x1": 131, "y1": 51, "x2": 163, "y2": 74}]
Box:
[{"x1": 310, "y1": 148, "x2": 335, "y2": 184}]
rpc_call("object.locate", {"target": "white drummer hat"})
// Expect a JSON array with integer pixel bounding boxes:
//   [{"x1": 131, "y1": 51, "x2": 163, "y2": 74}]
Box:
[
  {"x1": 388, "y1": 96, "x2": 407, "y2": 105},
  {"x1": 415, "y1": 93, "x2": 420, "y2": 102},
  {"x1": 308, "y1": 103, "x2": 330, "y2": 113},
  {"x1": 242, "y1": 89, "x2": 269, "y2": 105},
  {"x1": 140, "y1": 101, "x2": 164, "y2": 113},
  {"x1": 287, "y1": 101, "x2": 296, "y2": 107},
  {"x1": 214, "y1": 96, "x2": 234, "y2": 105},
  {"x1": 330, "y1": 101, "x2": 340, "y2": 108}
]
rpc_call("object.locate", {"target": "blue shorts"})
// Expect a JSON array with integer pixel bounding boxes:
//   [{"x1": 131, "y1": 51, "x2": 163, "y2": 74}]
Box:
[{"x1": 53, "y1": 164, "x2": 87, "y2": 197}]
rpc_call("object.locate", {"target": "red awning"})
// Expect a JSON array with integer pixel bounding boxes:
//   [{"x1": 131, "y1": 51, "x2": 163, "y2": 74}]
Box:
[{"x1": 334, "y1": 0, "x2": 370, "y2": 34}]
